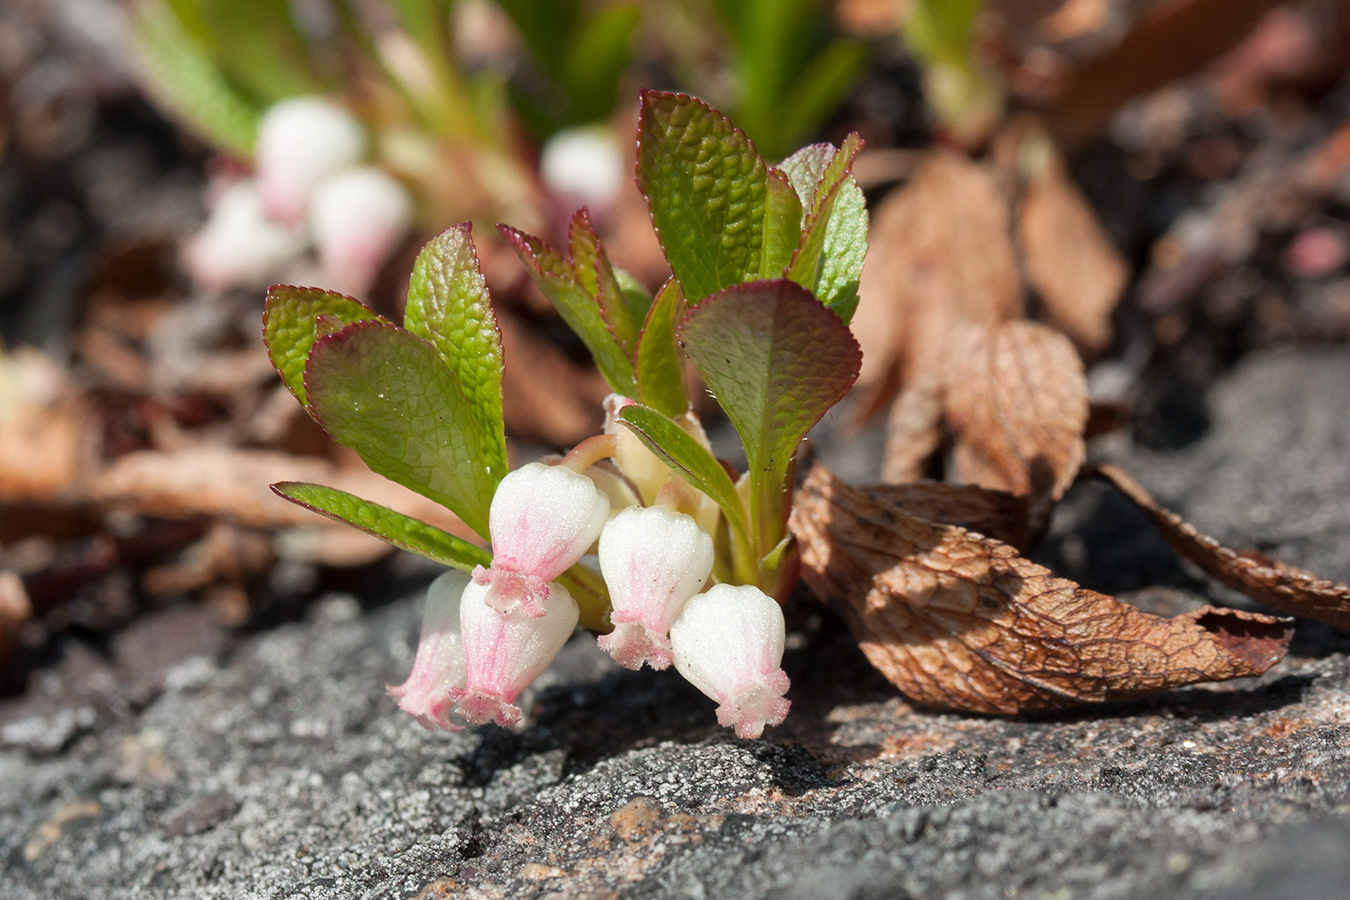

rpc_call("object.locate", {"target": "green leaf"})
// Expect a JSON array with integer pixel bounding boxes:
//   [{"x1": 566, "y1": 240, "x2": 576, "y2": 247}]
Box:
[
  {"x1": 636, "y1": 91, "x2": 768, "y2": 303},
  {"x1": 498, "y1": 224, "x2": 638, "y2": 396},
  {"x1": 783, "y1": 133, "x2": 867, "y2": 323},
  {"x1": 272, "y1": 481, "x2": 491, "y2": 572},
  {"x1": 304, "y1": 321, "x2": 502, "y2": 537},
  {"x1": 760, "y1": 168, "x2": 803, "y2": 279},
  {"x1": 679, "y1": 279, "x2": 861, "y2": 529},
  {"x1": 615, "y1": 267, "x2": 653, "y2": 325},
  {"x1": 560, "y1": 5, "x2": 640, "y2": 127},
  {"x1": 617, "y1": 404, "x2": 747, "y2": 543},
  {"x1": 403, "y1": 224, "x2": 507, "y2": 474},
  {"x1": 131, "y1": 2, "x2": 262, "y2": 157},
  {"x1": 774, "y1": 40, "x2": 868, "y2": 155},
  {"x1": 569, "y1": 210, "x2": 638, "y2": 356},
  {"x1": 263, "y1": 286, "x2": 386, "y2": 407},
  {"x1": 634, "y1": 278, "x2": 688, "y2": 417}
]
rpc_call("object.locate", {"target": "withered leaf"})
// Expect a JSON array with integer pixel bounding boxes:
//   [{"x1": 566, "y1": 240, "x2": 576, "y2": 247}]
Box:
[
  {"x1": 943, "y1": 320, "x2": 1088, "y2": 507},
  {"x1": 1095, "y1": 463, "x2": 1350, "y2": 630},
  {"x1": 863, "y1": 480, "x2": 1034, "y2": 553},
  {"x1": 1018, "y1": 152, "x2": 1129, "y2": 355},
  {"x1": 852, "y1": 151, "x2": 1022, "y2": 399},
  {"x1": 880, "y1": 369, "x2": 945, "y2": 485},
  {"x1": 791, "y1": 465, "x2": 1292, "y2": 715}
]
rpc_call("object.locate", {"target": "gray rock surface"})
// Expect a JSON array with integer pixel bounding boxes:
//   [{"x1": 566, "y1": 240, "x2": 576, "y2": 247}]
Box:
[{"x1": 4, "y1": 348, "x2": 1350, "y2": 900}]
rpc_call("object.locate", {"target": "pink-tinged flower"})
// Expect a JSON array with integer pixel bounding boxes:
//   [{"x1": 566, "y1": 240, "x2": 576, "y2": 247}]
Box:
[
  {"x1": 386, "y1": 570, "x2": 469, "y2": 732},
  {"x1": 308, "y1": 166, "x2": 414, "y2": 296},
  {"x1": 183, "y1": 179, "x2": 307, "y2": 290},
  {"x1": 255, "y1": 97, "x2": 367, "y2": 224},
  {"x1": 451, "y1": 578, "x2": 579, "y2": 727},
  {"x1": 474, "y1": 462, "x2": 610, "y2": 618},
  {"x1": 669, "y1": 584, "x2": 791, "y2": 739},
  {"x1": 597, "y1": 506, "x2": 713, "y2": 671}
]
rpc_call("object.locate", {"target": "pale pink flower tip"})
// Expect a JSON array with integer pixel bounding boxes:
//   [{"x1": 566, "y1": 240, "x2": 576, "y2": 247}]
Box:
[
  {"x1": 386, "y1": 570, "x2": 469, "y2": 732},
  {"x1": 670, "y1": 584, "x2": 791, "y2": 739},
  {"x1": 256, "y1": 97, "x2": 367, "y2": 225},
  {"x1": 451, "y1": 579, "x2": 579, "y2": 727},
  {"x1": 597, "y1": 506, "x2": 714, "y2": 671},
  {"x1": 478, "y1": 462, "x2": 610, "y2": 618}
]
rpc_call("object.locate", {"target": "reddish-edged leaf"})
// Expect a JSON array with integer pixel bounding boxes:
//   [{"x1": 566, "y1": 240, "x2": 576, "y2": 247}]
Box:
[
  {"x1": 403, "y1": 224, "x2": 506, "y2": 476},
  {"x1": 1096, "y1": 463, "x2": 1350, "y2": 630},
  {"x1": 499, "y1": 223, "x2": 638, "y2": 396},
  {"x1": 634, "y1": 278, "x2": 688, "y2": 417},
  {"x1": 569, "y1": 208, "x2": 639, "y2": 356},
  {"x1": 679, "y1": 280, "x2": 862, "y2": 506},
  {"x1": 782, "y1": 133, "x2": 867, "y2": 322},
  {"x1": 636, "y1": 90, "x2": 769, "y2": 303},
  {"x1": 792, "y1": 465, "x2": 1293, "y2": 715},
  {"x1": 944, "y1": 320, "x2": 1088, "y2": 508},
  {"x1": 263, "y1": 285, "x2": 385, "y2": 407},
  {"x1": 304, "y1": 321, "x2": 499, "y2": 537},
  {"x1": 760, "y1": 168, "x2": 803, "y2": 280}
]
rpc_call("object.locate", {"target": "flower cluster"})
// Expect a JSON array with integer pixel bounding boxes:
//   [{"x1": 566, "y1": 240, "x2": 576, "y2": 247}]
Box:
[
  {"x1": 186, "y1": 97, "x2": 413, "y2": 295},
  {"x1": 388, "y1": 418, "x2": 792, "y2": 739}
]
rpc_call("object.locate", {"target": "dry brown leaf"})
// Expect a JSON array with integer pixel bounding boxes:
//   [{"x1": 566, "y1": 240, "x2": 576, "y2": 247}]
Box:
[
  {"x1": 853, "y1": 151, "x2": 1023, "y2": 397},
  {"x1": 880, "y1": 369, "x2": 945, "y2": 484},
  {"x1": 0, "y1": 570, "x2": 33, "y2": 665},
  {"x1": 863, "y1": 480, "x2": 1034, "y2": 552},
  {"x1": 792, "y1": 465, "x2": 1293, "y2": 714},
  {"x1": 1045, "y1": 0, "x2": 1284, "y2": 147},
  {"x1": 943, "y1": 320, "x2": 1088, "y2": 506},
  {"x1": 1095, "y1": 464, "x2": 1350, "y2": 630},
  {"x1": 1019, "y1": 152, "x2": 1129, "y2": 354}
]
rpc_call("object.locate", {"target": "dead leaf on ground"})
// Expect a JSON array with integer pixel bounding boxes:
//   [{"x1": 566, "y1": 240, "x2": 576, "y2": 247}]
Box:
[
  {"x1": 943, "y1": 320, "x2": 1088, "y2": 509},
  {"x1": 880, "y1": 369, "x2": 945, "y2": 484},
  {"x1": 1018, "y1": 149, "x2": 1129, "y2": 354},
  {"x1": 792, "y1": 465, "x2": 1292, "y2": 714},
  {"x1": 0, "y1": 570, "x2": 33, "y2": 665},
  {"x1": 1095, "y1": 463, "x2": 1350, "y2": 630},
  {"x1": 853, "y1": 151, "x2": 1023, "y2": 401},
  {"x1": 1045, "y1": 0, "x2": 1285, "y2": 147},
  {"x1": 857, "y1": 480, "x2": 1034, "y2": 552}
]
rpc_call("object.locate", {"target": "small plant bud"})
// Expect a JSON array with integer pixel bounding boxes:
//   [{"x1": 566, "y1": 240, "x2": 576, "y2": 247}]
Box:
[
  {"x1": 539, "y1": 126, "x2": 625, "y2": 217},
  {"x1": 670, "y1": 584, "x2": 791, "y2": 739},
  {"x1": 386, "y1": 570, "x2": 470, "y2": 732},
  {"x1": 183, "y1": 179, "x2": 307, "y2": 291},
  {"x1": 452, "y1": 578, "x2": 579, "y2": 727},
  {"x1": 474, "y1": 462, "x2": 610, "y2": 618},
  {"x1": 308, "y1": 166, "x2": 414, "y2": 296},
  {"x1": 597, "y1": 506, "x2": 714, "y2": 670},
  {"x1": 256, "y1": 97, "x2": 368, "y2": 224}
]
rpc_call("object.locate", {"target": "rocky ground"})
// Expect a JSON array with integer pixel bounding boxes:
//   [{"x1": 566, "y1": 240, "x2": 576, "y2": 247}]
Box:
[{"x1": 2, "y1": 347, "x2": 1350, "y2": 900}]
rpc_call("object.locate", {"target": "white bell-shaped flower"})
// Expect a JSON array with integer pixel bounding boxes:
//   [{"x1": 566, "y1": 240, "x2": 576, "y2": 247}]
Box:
[
  {"x1": 670, "y1": 584, "x2": 791, "y2": 739},
  {"x1": 183, "y1": 179, "x2": 307, "y2": 290},
  {"x1": 597, "y1": 505, "x2": 713, "y2": 670},
  {"x1": 451, "y1": 578, "x2": 579, "y2": 727},
  {"x1": 308, "y1": 166, "x2": 414, "y2": 296},
  {"x1": 386, "y1": 570, "x2": 469, "y2": 732},
  {"x1": 474, "y1": 462, "x2": 610, "y2": 618},
  {"x1": 256, "y1": 96, "x2": 367, "y2": 224}
]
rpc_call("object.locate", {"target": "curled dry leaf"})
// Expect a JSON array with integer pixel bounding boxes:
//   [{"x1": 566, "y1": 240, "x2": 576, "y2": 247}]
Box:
[
  {"x1": 1018, "y1": 152, "x2": 1129, "y2": 355},
  {"x1": 791, "y1": 465, "x2": 1292, "y2": 715},
  {"x1": 943, "y1": 320, "x2": 1088, "y2": 508},
  {"x1": 0, "y1": 570, "x2": 33, "y2": 665},
  {"x1": 862, "y1": 481, "x2": 1034, "y2": 553},
  {"x1": 880, "y1": 369, "x2": 945, "y2": 485},
  {"x1": 1094, "y1": 464, "x2": 1350, "y2": 631},
  {"x1": 852, "y1": 151, "x2": 1022, "y2": 400}
]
